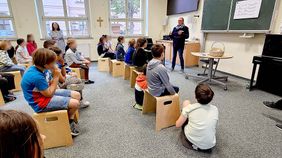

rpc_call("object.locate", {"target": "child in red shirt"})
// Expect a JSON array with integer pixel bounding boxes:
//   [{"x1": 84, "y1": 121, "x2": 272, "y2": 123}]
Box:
[
  {"x1": 134, "y1": 65, "x2": 147, "y2": 110},
  {"x1": 26, "y1": 34, "x2": 37, "y2": 56}
]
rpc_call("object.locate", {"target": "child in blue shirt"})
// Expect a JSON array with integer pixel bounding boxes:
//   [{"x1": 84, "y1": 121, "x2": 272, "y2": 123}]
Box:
[
  {"x1": 125, "y1": 39, "x2": 136, "y2": 65},
  {"x1": 115, "y1": 36, "x2": 126, "y2": 61},
  {"x1": 21, "y1": 48, "x2": 81, "y2": 136}
]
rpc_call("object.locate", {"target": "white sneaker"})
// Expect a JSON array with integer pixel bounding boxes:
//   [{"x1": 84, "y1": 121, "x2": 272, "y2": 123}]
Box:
[{"x1": 80, "y1": 100, "x2": 90, "y2": 109}]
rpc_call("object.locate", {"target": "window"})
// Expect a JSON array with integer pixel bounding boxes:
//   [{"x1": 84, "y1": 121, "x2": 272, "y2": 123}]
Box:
[
  {"x1": 37, "y1": 0, "x2": 90, "y2": 38},
  {"x1": 109, "y1": 0, "x2": 146, "y2": 36},
  {"x1": 0, "y1": 0, "x2": 16, "y2": 38}
]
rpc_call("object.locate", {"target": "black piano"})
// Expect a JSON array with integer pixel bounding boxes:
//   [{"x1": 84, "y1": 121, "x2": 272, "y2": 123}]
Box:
[{"x1": 250, "y1": 34, "x2": 282, "y2": 96}]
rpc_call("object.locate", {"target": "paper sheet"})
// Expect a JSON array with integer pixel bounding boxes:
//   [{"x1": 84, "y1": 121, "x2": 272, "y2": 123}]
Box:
[{"x1": 233, "y1": 0, "x2": 262, "y2": 20}]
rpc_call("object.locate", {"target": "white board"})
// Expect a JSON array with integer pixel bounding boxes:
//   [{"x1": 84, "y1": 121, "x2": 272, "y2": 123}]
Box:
[{"x1": 233, "y1": 0, "x2": 262, "y2": 20}]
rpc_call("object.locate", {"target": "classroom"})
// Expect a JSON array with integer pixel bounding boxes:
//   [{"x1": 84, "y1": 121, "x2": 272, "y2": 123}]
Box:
[{"x1": 0, "y1": 0, "x2": 281, "y2": 157}]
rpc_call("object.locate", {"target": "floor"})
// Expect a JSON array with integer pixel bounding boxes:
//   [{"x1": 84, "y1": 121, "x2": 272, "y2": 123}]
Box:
[{"x1": 1, "y1": 63, "x2": 281, "y2": 158}]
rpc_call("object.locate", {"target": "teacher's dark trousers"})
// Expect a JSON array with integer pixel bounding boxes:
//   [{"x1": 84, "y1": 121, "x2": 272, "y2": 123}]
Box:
[{"x1": 172, "y1": 47, "x2": 184, "y2": 70}]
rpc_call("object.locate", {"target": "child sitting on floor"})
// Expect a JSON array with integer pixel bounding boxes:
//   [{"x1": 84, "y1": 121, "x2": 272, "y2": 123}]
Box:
[
  {"x1": 15, "y1": 38, "x2": 32, "y2": 64},
  {"x1": 115, "y1": 36, "x2": 126, "y2": 61},
  {"x1": 134, "y1": 65, "x2": 147, "y2": 110},
  {"x1": 176, "y1": 84, "x2": 218, "y2": 152},
  {"x1": 147, "y1": 44, "x2": 179, "y2": 97},
  {"x1": 65, "y1": 38, "x2": 94, "y2": 84},
  {"x1": 21, "y1": 48, "x2": 81, "y2": 136}
]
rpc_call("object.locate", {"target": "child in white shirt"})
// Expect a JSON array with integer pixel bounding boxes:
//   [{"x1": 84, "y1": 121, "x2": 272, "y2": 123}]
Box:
[
  {"x1": 176, "y1": 83, "x2": 218, "y2": 153},
  {"x1": 16, "y1": 38, "x2": 32, "y2": 64}
]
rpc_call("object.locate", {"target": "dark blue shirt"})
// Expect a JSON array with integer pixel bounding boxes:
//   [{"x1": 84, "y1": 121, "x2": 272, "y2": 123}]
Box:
[
  {"x1": 125, "y1": 46, "x2": 135, "y2": 65},
  {"x1": 170, "y1": 25, "x2": 189, "y2": 49},
  {"x1": 57, "y1": 62, "x2": 71, "y2": 74}
]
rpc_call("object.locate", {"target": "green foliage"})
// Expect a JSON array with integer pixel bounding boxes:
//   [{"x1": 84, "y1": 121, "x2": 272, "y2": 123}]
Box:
[{"x1": 110, "y1": 0, "x2": 141, "y2": 17}]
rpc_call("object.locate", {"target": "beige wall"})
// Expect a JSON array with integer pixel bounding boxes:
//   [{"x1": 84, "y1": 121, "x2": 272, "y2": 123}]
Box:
[
  {"x1": 166, "y1": 0, "x2": 282, "y2": 79},
  {"x1": 8, "y1": 0, "x2": 167, "y2": 61}
]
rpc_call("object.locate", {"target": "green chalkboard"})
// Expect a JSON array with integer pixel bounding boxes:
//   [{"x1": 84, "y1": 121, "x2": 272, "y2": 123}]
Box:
[
  {"x1": 229, "y1": 0, "x2": 276, "y2": 31},
  {"x1": 201, "y1": 0, "x2": 233, "y2": 31},
  {"x1": 201, "y1": 0, "x2": 277, "y2": 32}
]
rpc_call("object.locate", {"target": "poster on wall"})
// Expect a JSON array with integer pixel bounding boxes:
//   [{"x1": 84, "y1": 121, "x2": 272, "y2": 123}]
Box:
[{"x1": 233, "y1": 0, "x2": 262, "y2": 19}]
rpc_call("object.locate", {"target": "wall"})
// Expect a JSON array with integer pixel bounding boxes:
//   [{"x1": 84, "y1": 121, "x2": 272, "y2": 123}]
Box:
[
  {"x1": 8, "y1": 0, "x2": 167, "y2": 61},
  {"x1": 166, "y1": 0, "x2": 282, "y2": 79}
]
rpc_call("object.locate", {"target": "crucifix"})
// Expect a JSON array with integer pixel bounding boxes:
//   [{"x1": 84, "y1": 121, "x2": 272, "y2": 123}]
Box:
[{"x1": 97, "y1": 17, "x2": 104, "y2": 27}]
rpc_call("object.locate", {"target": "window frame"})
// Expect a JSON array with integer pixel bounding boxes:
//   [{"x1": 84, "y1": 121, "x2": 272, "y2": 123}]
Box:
[
  {"x1": 108, "y1": 0, "x2": 147, "y2": 37},
  {"x1": 36, "y1": 0, "x2": 91, "y2": 39},
  {"x1": 0, "y1": 0, "x2": 17, "y2": 39}
]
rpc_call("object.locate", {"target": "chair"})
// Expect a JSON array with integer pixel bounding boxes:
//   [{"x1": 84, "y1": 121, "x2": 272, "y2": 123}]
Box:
[
  {"x1": 142, "y1": 90, "x2": 180, "y2": 131},
  {"x1": 33, "y1": 110, "x2": 73, "y2": 149},
  {"x1": 3, "y1": 71, "x2": 22, "y2": 91},
  {"x1": 19, "y1": 63, "x2": 31, "y2": 69},
  {"x1": 110, "y1": 60, "x2": 125, "y2": 77},
  {"x1": 198, "y1": 59, "x2": 220, "y2": 77},
  {"x1": 98, "y1": 58, "x2": 110, "y2": 72},
  {"x1": 130, "y1": 69, "x2": 139, "y2": 88},
  {"x1": 70, "y1": 68, "x2": 81, "y2": 79},
  {"x1": 124, "y1": 64, "x2": 135, "y2": 80},
  {"x1": 0, "y1": 91, "x2": 4, "y2": 106}
]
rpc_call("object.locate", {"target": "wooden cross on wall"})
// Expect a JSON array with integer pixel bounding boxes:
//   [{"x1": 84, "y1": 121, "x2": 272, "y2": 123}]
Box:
[{"x1": 97, "y1": 17, "x2": 104, "y2": 27}]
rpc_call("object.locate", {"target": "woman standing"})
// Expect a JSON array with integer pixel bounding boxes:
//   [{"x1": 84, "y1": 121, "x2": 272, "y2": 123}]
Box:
[{"x1": 49, "y1": 22, "x2": 66, "y2": 53}]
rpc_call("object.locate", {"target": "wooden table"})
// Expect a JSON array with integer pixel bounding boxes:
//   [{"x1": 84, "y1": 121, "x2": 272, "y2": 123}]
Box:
[
  {"x1": 185, "y1": 52, "x2": 233, "y2": 90},
  {"x1": 156, "y1": 40, "x2": 200, "y2": 67}
]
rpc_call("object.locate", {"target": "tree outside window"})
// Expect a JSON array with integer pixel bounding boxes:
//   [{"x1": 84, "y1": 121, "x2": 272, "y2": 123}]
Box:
[{"x1": 110, "y1": 0, "x2": 145, "y2": 36}]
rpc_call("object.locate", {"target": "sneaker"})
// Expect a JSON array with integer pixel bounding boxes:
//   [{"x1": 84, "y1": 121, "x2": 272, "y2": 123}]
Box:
[
  {"x1": 133, "y1": 103, "x2": 143, "y2": 110},
  {"x1": 276, "y1": 124, "x2": 282, "y2": 130},
  {"x1": 80, "y1": 100, "x2": 90, "y2": 109},
  {"x1": 4, "y1": 96, "x2": 16, "y2": 103},
  {"x1": 263, "y1": 101, "x2": 277, "y2": 109},
  {"x1": 85, "y1": 80, "x2": 95, "y2": 84},
  {"x1": 170, "y1": 68, "x2": 174, "y2": 72},
  {"x1": 179, "y1": 69, "x2": 185, "y2": 74},
  {"x1": 70, "y1": 122, "x2": 80, "y2": 137}
]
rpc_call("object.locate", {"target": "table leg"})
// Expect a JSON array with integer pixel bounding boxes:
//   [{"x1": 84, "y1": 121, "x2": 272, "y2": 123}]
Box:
[
  {"x1": 211, "y1": 79, "x2": 228, "y2": 90},
  {"x1": 208, "y1": 58, "x2": 214, "y2": 82},
  {"x1": 198, "y1": 78, "x2": 209, "y2": 84},
  {"x1": 249, "y1": 63, "x2": 257, "y2": 91},
  {"x1": 213, "y1": 76, "x2": 228, "y2": 81}
]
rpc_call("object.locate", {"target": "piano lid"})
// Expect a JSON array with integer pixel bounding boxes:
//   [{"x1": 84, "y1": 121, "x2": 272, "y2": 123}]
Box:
[{"x1": 262, "y1": 34, "x2": 282, "y2": 58}]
